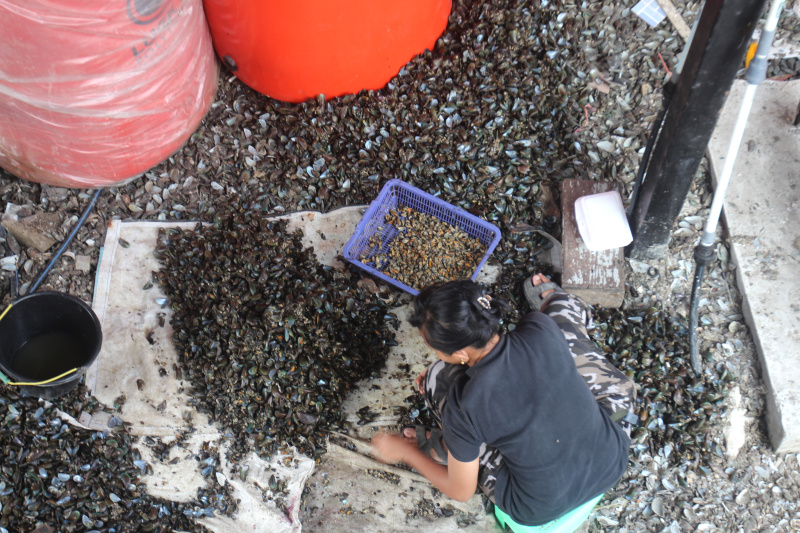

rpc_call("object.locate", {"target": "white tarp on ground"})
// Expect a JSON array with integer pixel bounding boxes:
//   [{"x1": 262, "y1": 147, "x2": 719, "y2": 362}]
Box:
[{"x1": 86, "y1": 208, "x2": 499, "y2": 532}]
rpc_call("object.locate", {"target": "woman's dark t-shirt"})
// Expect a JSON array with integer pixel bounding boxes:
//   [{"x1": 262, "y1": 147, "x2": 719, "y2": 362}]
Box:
[{"x1": 441, "y1": 311, "x2": 630, "y2": 526}]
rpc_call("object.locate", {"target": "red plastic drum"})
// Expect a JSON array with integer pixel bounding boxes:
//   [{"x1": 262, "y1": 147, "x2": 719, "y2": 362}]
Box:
[
  {"x1": 202, "y1": 0, "x2": 451, "y2": 103},
  {"x1": 0, "y1": 0, "x2": 218, "y2": 188}
]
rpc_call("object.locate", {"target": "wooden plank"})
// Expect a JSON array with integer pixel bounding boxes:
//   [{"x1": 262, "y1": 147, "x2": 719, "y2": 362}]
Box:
[
  {"x1": 655, "y1": 0, "x2": 692, "y2": 41},
  {"x1": 560, "y1": 179, "x2": 625, "y2": 308}
]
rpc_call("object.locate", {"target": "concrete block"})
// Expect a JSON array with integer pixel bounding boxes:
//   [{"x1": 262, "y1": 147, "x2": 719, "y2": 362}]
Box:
[
  {"x1": 560, "y1": 179, "x2": 625, "y2": 308},
  {"x1": 708, "y1": 80, "x2": 800, "y2": 452}
]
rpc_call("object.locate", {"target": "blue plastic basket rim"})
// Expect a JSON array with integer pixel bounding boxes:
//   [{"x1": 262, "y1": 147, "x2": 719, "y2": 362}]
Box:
[{"x1": 343, "y1": 179, "x2": 502, "y2": 296}]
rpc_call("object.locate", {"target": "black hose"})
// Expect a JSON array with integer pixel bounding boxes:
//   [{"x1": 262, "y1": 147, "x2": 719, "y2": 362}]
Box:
[
  {"x1": 28, "y1": 188, "x2": 103, "y2": 294},
  {"x1": 688, "y1": 244, "x2": 716, "y2": 376},
  {"x1": 688, "y1": 263, "x2": 705, "y2": 376}
]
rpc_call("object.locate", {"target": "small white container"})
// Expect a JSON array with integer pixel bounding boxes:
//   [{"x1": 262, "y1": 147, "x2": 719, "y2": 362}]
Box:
[{"x1": 574, "y1": 190, "x2": 633, "y2": 251}]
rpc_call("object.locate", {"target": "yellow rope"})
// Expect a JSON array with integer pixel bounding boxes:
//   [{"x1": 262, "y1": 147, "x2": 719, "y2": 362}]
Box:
[
  {"x1": 7, "y1": 367, "x2": 79, "y2": 386},
  {"x1": 0, "y1": 302, "x2": 81, "y2": 387},
  {"x1": 0, "y1": 303, "x2": 12, "y2": 323}
]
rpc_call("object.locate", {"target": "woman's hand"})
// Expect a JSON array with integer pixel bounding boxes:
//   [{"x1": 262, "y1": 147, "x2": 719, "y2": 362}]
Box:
[
  {"x1": 371, "y1": 432, "x2": 412, "y2": 464},
  {"x1": 415, "y1": 368, "x2": 427, "y2": 395},
  {"x1": 371, "y1": 430, "x2": 480, "y2": 503}
]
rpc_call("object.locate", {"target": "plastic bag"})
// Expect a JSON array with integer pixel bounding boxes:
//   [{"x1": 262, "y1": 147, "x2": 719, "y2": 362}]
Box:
[{"x1": 0, "y1": 0, "x2": 218, "y2": 188}]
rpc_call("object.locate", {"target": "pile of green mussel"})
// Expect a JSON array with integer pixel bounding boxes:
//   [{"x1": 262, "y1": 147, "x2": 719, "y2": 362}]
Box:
[
  {"x1": 591, "y1": 306, "x2": 732, "y2": 462},
  {"x1": 155, "y1": 206, "x2": 396, "y2": 461}
]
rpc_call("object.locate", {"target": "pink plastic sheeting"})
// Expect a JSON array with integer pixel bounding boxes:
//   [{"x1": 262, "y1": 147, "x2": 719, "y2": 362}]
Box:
[{"x1": 0, "y1": 0, "x2": 218, "y2": 188}]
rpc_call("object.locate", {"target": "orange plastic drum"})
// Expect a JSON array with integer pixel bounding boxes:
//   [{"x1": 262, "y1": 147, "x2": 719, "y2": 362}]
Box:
[
  {"x1": 202, "y1": 0, "x2": 452, "y2": 103},
  {"x1": 0, "y1": 0, "x2": 217, "y2": 188}
]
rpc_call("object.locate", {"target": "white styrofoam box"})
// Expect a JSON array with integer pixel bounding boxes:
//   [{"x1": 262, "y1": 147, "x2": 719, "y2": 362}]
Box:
[{"x1": 574, "y1": 190, "x2": 633, "y2": 251}]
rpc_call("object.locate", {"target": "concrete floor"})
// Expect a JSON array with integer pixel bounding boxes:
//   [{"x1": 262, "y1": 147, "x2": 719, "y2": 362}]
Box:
[{"x1": 707, "y1": 79, "x2": 800, "y2": 452}]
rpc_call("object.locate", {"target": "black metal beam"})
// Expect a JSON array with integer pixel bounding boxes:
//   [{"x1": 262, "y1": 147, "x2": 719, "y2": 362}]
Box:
[{"x1": 626, "y1": 0, "x2": 769, "y2": 261}]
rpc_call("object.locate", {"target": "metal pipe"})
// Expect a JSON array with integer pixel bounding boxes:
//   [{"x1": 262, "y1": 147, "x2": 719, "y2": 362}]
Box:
[
  {"x1": 626, "y1": 0, "x2": 770, "y2": 260},
  {"x1": 699, "y1": 83, "x2": 756, "y2": 246}
]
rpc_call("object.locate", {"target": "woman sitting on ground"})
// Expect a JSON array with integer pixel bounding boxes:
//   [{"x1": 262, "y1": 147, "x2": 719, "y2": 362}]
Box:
[{"x1": 370, "y1": 274, "x2": 637, "y2": 527}]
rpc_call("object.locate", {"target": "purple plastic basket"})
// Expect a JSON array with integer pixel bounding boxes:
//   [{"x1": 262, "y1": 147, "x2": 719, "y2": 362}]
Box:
[{"x1": 343, "y1": 179, "x2": 502, "y2": 295}]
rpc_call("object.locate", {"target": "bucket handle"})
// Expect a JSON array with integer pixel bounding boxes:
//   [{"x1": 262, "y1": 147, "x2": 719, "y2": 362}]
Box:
[{"x1": 0, "y1": 303, "x2": 78, "y2": 386}]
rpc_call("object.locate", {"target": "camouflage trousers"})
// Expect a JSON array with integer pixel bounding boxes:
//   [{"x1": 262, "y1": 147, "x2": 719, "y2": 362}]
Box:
[
  {"x1": 422, "y1": 291, "x2": 637, "y2": 503},
  {"x1": 543, "y1": 292, "x2": 638, "y2": 424}
]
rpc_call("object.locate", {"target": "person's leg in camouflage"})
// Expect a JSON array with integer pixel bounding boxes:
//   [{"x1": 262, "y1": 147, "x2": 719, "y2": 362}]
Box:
[
  {"x1": 417, "y1": 359, "x2": 504, "y2": 502},
  {"x1": 529, "y1": 274, "x2": 638, "y2": 433}
]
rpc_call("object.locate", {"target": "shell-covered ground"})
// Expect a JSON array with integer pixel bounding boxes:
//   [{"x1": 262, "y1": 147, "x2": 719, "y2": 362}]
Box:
[{"x1": 2, "y1": 0, "x2": 800, "y2": 531}]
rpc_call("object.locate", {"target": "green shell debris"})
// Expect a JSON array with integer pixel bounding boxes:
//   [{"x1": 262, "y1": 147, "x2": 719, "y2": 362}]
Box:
[
  {"x1": 0, "y1": 386, "x2": 212, "y2": 532},
  {"x1": 590, "y1": 306, "x2": 732, "y2": 463}
]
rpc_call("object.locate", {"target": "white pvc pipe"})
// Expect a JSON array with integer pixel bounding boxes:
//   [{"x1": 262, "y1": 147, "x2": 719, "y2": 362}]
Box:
[
  {"x1": 700, "y1": 0, "x2": 785, "y2": 247},
  {"x1": 763, "y1": 0, "x2": 785, "y2": 32},
  {"x1": 700, "y1": 83, "x2": 757, "y2": 246}
]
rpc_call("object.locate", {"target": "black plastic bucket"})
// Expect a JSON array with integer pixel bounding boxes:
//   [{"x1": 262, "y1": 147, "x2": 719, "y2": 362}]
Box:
[{"x1": 0, "y1": 292, "x2": 102, "y2": 399}]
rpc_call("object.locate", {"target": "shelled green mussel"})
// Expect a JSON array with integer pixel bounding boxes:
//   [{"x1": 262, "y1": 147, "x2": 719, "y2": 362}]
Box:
[{"x1": 359, "y1": 206, "x2": 486, "y2": 290}]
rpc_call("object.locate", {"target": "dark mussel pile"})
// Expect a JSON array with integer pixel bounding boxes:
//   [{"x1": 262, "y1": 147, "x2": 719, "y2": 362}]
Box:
[
  {"x1": 0, "y1": 385, "x2": 210, "y2": 532},
  {"x1": 590, "y1": 306, "x2": 732, "y2": 463},
  {"x1": 154, "y1": 206, "x2": 396, "y2": 461}
]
